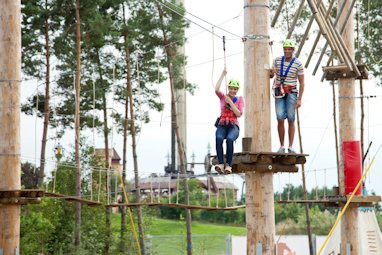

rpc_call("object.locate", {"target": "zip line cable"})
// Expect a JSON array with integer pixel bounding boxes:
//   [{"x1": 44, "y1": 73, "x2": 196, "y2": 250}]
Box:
[
  {"x1": 306, "y1": 116, "x2": 333, "y2": 171},
  {"x1": 10, "y1": 52, "x2": 245, "y2": 114},
  {"x1": 154, "y1": 0, "x2": 242, "y2": 40},
  {"x1": 153, "y1": 0, "x2": 222, "y2": 40}
]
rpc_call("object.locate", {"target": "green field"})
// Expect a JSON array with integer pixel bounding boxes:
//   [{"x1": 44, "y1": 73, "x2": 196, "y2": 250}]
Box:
[{"x1": 111, "y1": 214, "x2": 246, "y2": 254}]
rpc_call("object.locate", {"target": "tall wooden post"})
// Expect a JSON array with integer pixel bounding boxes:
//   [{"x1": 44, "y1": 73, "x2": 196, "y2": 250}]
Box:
[
  {"x1": 338, "y1": 0, "x2": 358, "y2": 254},
  {"x1": 244, "y1": 1, "x2": 274, "y2": 254},
  {"x1": 0, "y1": 0, "x2": 22, "y2": 253}
]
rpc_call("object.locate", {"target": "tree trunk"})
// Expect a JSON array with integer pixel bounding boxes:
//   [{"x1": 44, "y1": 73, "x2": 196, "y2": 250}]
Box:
[
  {"x1": 38, "y1": 0, "x2": 51, "y2": 187},
  {"x1": 125, "y1": 35, "x2": 146, "y2": 255},
  {"x1": 120, "y1": 76, "x2": 128, "y2": 252},
  {"x1": 0, "y1": 0, "x2": 21, "y2": 252},
  {"x1": 102, "y1": 89, "x2": 112, "y2": 255},
  {"x1": 96, "y1": 51, "x2": 112, "y2": 254},
  {"x1": 167, "y1": 54, "x2": 192, "y2": 255},
  {"x1": 120, "y1": 4, "x2": 128, "y2": 252},
  {"x1": 74, "y1": 0, "x2": 82, "y2": 250},
  {"x1": 159, "y1": 15, "x2": 192, "y2": 252}
]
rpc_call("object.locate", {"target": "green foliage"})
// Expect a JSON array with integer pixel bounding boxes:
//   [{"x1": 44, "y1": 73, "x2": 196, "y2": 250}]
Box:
[
  {"x1": 270, "y1": 0, "x2": 311, "y2": 43},
  {"x1": 376, "y1": 211, "x2": 382, "y2": 230},
  {"x1": 276, "y1": 206, "x2": 337, "y2": 235},
  {"x1": 298, "y1": 206, "x2": 337, "y2": 235},
  {"x1": 21, "y1": 162, "x2": 40, "y2": 189},
  {"x1": 275, "y1": 202, "x2": 304, "y2": 223},
  {"x1": 21, "y1": 201, "x2": 56, "y2": 254},
  {"x1": 356, "y1": 0, "x2": 382, "y2": 84},
  {"x1": 21, "y1": 199, "x2": 109, "y2": 254}
]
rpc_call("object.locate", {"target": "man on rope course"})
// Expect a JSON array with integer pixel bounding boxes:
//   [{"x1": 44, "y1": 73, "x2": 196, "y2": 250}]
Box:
[
  {"x1": 270, "y1": 39, "x2": 305, "y2": 154},
  {"x1": 214, "y1": 69, "x2": 244, "y2": 174}
]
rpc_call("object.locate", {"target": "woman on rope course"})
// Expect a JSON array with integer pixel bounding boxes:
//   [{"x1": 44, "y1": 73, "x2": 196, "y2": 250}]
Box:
[{"x1": 214, "y1": 69, "x2": 244, "y2": 174}]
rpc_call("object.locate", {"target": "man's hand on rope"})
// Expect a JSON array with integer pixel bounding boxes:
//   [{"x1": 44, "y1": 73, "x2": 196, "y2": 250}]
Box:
[
  {"x1": 296, "y1": 98, "x2": 302, "y2": 108},
  {"x1": 270, "y1": 67, "x2": 276, "y2": 78}
]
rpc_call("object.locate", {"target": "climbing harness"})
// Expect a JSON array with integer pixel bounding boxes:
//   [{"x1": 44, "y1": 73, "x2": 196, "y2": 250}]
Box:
[
  {"x1": 272, "y1": 56, "x2": 296, "y2": 98},
  {"x1": 215, "y1": 96, "x2": 238, "y2": 127}
]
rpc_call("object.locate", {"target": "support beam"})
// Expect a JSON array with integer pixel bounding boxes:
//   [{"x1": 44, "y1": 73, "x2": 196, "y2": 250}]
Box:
[
  {"x1": 244, "y1": 1, "x2": 274, "y2": 254},
  {"x1": 306, "y1": 0, "x2": 343, "y2": 63},
  {"x1": 286, "y1": 0, "x2": 305, "y2": 39},
  {"x1": 315, "y1": 0, "x2": 358, "y2": 78},
  {"x1": 0, "y1": 0, "x2": 21, "y2": 252},
  {"x1": 296, "y1": 0, "x2": 323, "y2": 58},
  {"x1": 305, "y1": 0, "x2": 336, "y2": 67},
  {"x1": 270, "y1": 0, "x2": 285, "y2": 28},
  {"x1": 323, "y1": 64, "x2": 368, "y2": 80},
  {"x1": 317, "y1": 3, "x2": 361, "y2": 77}
]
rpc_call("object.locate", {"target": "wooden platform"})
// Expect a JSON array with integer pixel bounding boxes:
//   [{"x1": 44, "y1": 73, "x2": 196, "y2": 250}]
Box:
[
  {"x1": 211, "y1": 152, "x2": 308, "y2": 174},
  {"x1": 323, "y1": 64, "x2": 369, "y2": 80},
  {"x1": 0, "y1": 189, "x2": 44, "y2": 205},
  {"x1": 44, "y1": 192, "x2": 102, "y2": 206},
  {"x1": 106, "y1": 202, "x2": 245, "y2": 211},
  {"x1": 277, "y1": 195, "x2": 381, "y2": 207}
]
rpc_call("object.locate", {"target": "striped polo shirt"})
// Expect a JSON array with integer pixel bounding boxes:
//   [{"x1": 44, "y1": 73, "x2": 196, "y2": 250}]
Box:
[{"x1": 273, "y1": 56, "x2": 304, "y2": 92}]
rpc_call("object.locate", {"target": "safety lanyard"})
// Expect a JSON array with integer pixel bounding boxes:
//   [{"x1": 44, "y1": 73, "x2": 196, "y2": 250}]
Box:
[{"x1": 280, "y1": 56, "x2": 296, "y2": 85}]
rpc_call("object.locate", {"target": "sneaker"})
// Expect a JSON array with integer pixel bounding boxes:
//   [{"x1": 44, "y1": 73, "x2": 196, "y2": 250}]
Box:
[
  {"x1": 224, "y1": 165, "x2": 232, "y2": 175},
  {"x1": 214, "y1": 164, "x2": 224, "y2": 174},
  {"x1": 288, "y1": 147, "x2": 296, "y2": 154},
  {"x1": 277, "y1": 146, "x2": 285, "y2": 153}
]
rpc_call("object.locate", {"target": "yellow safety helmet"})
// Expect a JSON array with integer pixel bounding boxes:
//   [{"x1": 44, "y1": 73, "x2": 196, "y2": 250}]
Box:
[
  {"x1": 283, "y1": 39, "x2": 296, "y2": 48},
  {"x1": 228, "y1": 79, "x2": 240, "y2": 88}
]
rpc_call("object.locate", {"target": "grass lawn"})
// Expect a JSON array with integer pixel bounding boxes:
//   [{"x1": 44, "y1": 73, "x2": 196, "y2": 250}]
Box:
[{"x1": 111, "y1": 214, "x2": 246, "y2": 254}]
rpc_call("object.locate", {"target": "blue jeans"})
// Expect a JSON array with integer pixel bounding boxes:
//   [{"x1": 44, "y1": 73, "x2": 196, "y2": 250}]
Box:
[
  {"x1": 216, "y1": 124, "x2": 239, "y2": 166},
  {"x1": 275, "y1": 92, "x2": 297, "y2": 122}
]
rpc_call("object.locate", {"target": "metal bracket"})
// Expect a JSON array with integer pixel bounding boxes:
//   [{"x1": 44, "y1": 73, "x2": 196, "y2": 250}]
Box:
[
  {"x1": 0, "y1": 79, "x2": 22, "y2": 83},
  {"x1": 243, "y1": 34, "x2": 270, "y2": 41},
  {"x1": 0, "y1": 153, "x2": 21, "y2": 157},
  {"x1": 244, "y1": 3, "x2": 269, "y2": 9},
  {"x1": 346, "y1": 242, "x2": 351, "y2": 255},
  {"x1": 256, "y1": 242, "x2": 263, "y2": 255}
]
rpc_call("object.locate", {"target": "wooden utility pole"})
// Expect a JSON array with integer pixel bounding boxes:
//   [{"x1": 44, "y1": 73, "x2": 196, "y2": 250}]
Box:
[
  {"x1": 337, "y1": 0, "x2": 358, "y2": 254},
  {"x1": 0, "y1": 0, "x2": 22, "y2": 253},
  {"x1": 244, "y1": 1, "x2": 274, "y2": 254}
]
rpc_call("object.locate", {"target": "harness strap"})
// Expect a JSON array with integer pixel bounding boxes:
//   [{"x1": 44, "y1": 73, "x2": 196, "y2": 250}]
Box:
[
  {"x1": 280, "y1": 56, "x2": 296, "y2": 84},
  {"x1": 226, "y1": 96, "x2": 238, "y2": 109}
]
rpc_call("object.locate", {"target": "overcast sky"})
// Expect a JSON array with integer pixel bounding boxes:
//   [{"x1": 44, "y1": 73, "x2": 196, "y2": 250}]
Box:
[{"x1": 21, "y1": 0, "x2": 382, "y2": 199}]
